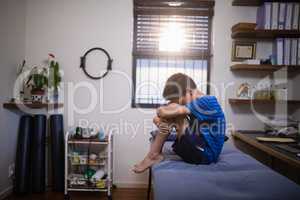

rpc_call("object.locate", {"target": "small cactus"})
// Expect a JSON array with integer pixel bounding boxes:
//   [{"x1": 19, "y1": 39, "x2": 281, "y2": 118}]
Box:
[{"x1": 48, "y1": 56, "x2": 62, "y2": 91}]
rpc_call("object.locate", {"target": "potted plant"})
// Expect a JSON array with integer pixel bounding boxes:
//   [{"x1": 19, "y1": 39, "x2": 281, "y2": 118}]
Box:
[
  {"x1": 26, "y1": 67, "x2": 48, "y2": 103},
  {"x1": 48, "y1": 54, "x2": 62, "y2": 102}
]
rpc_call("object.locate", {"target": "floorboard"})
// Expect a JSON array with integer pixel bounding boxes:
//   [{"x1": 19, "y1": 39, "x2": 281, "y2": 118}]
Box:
[{"x1": 5, "y1": 188, "x2": 150, "y2": 200}]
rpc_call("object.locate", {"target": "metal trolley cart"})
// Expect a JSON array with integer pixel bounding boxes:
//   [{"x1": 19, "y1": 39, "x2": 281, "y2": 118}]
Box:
[{"x1": 64, "y1": 131, "x2": 113, "y2": 200}]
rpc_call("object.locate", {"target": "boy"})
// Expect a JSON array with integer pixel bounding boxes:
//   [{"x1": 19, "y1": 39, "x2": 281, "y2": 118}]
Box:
[{"x1": 133, "y1": 73, "x2": 226, "y2": 173}]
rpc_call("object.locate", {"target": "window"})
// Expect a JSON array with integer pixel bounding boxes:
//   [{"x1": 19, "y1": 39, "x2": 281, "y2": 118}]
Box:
[{"x1": 132, "y1": 0, "x2": 214, "y2": 108}]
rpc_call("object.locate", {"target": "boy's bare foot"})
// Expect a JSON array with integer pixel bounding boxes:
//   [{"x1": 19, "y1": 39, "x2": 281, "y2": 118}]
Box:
[{"x1": 133, "y1": 154, "x2": 164, "y2": 174}]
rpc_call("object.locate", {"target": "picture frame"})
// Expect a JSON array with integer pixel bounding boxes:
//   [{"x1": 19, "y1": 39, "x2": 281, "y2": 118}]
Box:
[
  {"x1": 237, "y1": 82, "x2": 251, "y2": 99},
  {"x1": 232, "y1": 41, "x2": 256, "y2": 61}
]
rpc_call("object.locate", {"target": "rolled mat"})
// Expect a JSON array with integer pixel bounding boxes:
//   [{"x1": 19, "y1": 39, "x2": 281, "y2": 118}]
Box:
[
  {"x1": 31, "y1": 115, "x2": 47, "y2": 193},
  {"x1": 14, "y1": 115, "x2": 33, "y2": 194},
  {"x1": 49, "y1": 114, "x2": 64, "y2": 192}
]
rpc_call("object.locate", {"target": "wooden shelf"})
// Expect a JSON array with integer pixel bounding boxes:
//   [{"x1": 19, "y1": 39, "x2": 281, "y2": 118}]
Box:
[
  {"x1": 232, "y1": 0, "x2": 261, "y2": 6},
  {"x1": 230, "y1": 64, "x2": 300, "y2": 72},
  {"x1": 231, "y1": 23, "x2": 300, "y2": 39},
  {"x1": 68, "y1": 138, "x2": 108, "y2": 145},
  {"x1": 71, "y1": 162, "x2": 105, "y2": 166},
  {"x1": 3, "y1": 102, "x2": 63, "y2": 110},
  {"x1": 229, "y1": 98, "x2": 300, "y2": 105},
  {"x1": 232, "y1": 0, "x2": 299, "y2": 7},
  {"x1": 68, "y1": 186, "x2": 107, "y2": 192}
]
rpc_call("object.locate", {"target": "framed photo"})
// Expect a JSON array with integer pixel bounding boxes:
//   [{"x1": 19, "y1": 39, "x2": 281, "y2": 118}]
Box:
[
  {"x1": 237, "y1": 83, "x2": 251, "y2": 99},
  {"x1": 232, "y1": 41, "x2": 256, "y2": 61}
]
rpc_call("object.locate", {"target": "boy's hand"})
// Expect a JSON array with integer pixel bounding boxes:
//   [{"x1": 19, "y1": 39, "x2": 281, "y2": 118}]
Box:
[
  {"x1": 153, "y1": 116, "x2": 175, "y2": 127},
  {"x1": 153, "y1": 116, "x2": 161, "y2": 127},
  {"x1": 157, "y1": 103, "x2": 190, "y2": 119}
]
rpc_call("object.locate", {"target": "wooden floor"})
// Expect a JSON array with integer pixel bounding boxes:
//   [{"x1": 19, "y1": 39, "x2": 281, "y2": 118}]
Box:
[{"x1": 5, "y1": 188, "x2": 150, "y2": 200}]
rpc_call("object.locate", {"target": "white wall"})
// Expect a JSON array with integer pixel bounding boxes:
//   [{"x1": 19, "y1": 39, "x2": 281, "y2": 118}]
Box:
[
  {"x1": 25, "y1": 0, "x2": 152, "y2": 187},
  {"x1": 212, "y1": 1, "x2": 266, "y2": 130},
  {"x1": 23, "y1": 0, "x2": 282, "y2": 186},
  {"x1": 0, "y1": 0, "x2": 26, "y2": 196}
]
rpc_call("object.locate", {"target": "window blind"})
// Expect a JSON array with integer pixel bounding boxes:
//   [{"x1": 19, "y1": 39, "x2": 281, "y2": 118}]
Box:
[
  {"x1": 132, "y1": 0, "x2": 214, "y2": 108},
  {"x1": 134, "y1": 15, "x2": 210, "y2": 56}
]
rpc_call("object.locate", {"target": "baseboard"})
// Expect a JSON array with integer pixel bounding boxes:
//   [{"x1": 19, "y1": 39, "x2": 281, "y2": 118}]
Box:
[
  {"x1": 0, "y1": 186, "x2": 13, "y2": 200},
  {"x1": 115, "y1": 182, "x2": 148, "y2": 189},
  {"x1": 0, "y1": 183, "x2": 147, "y2": 197}
]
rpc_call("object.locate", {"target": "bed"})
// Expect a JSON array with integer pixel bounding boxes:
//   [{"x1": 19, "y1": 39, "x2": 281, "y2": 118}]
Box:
[{"x1": 151, "y1": 140, "x2": 300, "y2": 200}]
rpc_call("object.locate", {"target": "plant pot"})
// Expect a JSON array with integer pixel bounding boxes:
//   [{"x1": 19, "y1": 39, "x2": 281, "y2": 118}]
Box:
[
  {"x1": 53, "y1": 89, "x2": 59, "y2": 103},
  {"x1": 49, "y1": 89, "x2": 59, "y2": 103},
  {"x1": 31, "y1": 88, "x2": 45, "y2": 103}
]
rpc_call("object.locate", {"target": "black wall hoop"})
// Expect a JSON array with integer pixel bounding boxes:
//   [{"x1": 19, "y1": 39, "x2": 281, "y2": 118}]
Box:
[{"x1": 80, "y1": 47, "x2": 113, "y2": 80}]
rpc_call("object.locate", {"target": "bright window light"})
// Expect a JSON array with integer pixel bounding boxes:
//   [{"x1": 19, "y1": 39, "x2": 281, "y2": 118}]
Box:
[
  {"x1": 168, "y1": 2, "x2": 183, "y2": 7},
  {"x1": 159, "y1": 22, "x2": 185, "y2": 52}
]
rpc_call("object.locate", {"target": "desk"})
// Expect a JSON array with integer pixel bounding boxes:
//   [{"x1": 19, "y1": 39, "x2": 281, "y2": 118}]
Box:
[{"x1": 232, "y1": 131, "x2": 300, "y2": 185}]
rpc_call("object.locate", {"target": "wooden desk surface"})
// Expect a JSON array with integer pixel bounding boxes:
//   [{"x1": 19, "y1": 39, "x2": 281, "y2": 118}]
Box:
[{"x1": 232, "y1": 131, "x2": 300, "y2": 169}]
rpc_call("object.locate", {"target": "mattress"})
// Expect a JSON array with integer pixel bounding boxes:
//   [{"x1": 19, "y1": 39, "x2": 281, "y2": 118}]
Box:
[{"x1": 152, "y1": 141, "x2": 300, "y2": 200}]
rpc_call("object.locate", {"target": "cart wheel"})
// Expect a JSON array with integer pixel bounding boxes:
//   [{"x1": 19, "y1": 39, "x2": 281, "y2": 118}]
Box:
[
  {"x1": 64, "y1": 194, "x2": 71, "y2": 200},
  {"x1": 107, "y1": 195, "x2": 112, "y2": 200}
]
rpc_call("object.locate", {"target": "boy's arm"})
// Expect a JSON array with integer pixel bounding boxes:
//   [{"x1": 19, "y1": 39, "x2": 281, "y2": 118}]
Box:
[
  {"x1": 186, "y1": 96, "x2": 224, "y2": 121},
  {"x1": 157, "y1": 103, "x2": 190, "y2": 119}
]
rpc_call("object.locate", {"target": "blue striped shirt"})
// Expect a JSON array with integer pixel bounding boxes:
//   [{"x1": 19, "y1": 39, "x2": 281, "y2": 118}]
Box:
[{"x1": 186, "y1": 95, "x2": 226, "y2": 163}]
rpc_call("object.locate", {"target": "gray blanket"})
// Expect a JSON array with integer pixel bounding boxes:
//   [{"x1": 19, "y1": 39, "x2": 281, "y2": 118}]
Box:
[{"x1": 152, "y1": 141, "x2": 300, "y2": 200}]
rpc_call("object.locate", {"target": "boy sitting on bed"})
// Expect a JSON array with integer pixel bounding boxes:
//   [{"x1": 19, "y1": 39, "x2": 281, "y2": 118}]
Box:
[{"x1": 133, "y1": 73, "x2": 226, "y2": 173}]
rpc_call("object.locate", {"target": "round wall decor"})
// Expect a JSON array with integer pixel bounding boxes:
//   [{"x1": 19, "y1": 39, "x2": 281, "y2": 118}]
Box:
[{"x1": 80, "y1": 47, "x2": 113, "y2": 80}]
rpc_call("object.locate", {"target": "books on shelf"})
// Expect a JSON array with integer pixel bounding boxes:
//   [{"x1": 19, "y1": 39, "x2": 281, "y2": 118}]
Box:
[
  {"x1": 273, "y1": 38, "x2": 300, "y2": 66},
  {"x1": 284, "y1": 38, "x2": 291, "y2": 65},
  {"x1": 278, "y1": 3, "x2": 286, "y2": 30},
  {"x1": 285, "y1": 3, "x2": 293, "y2": 30},
  {"x1": 291, "y1": 38, "x2": 298, "y2": 65},
  {"x1": 257, "y1": 2, "x2": 271, "y2": 29},
  {"x1": 273, "y1": 38, "x2": 284, "y2": 65},
  {"x1": 256, "y1": 2, "x2": 300, "y2": 31},
  {"x1": 298, "y1": 38, "x2": 300, "y2": 65},
  {"x1": 271, "y1": 2, "x2": 279, "y2": 30},
  {"x1": 293, "y1": 3, "x2": 300, "y2": 30}
]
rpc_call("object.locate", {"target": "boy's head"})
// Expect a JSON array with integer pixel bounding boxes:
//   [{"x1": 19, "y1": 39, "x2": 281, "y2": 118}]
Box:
[{"x1": 163, "y1": 73, "x2": 197, "y2": 105}]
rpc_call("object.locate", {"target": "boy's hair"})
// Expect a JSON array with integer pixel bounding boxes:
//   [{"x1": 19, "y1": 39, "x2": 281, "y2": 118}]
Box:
[{"x1": 163, "y1": 73, "x2": 197, "y2": 101}]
